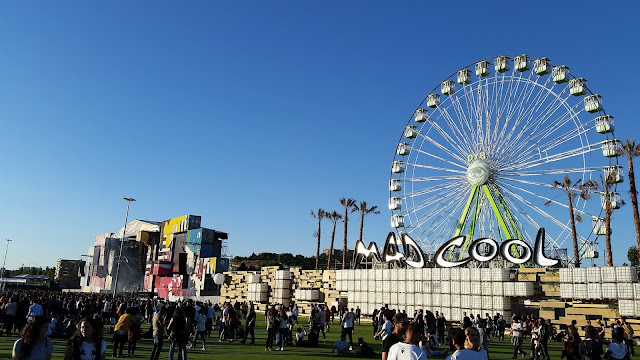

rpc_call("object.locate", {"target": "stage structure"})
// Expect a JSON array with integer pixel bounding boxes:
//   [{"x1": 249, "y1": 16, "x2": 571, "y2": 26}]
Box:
[
  {"x1": 385, "y1": 55, "x2": 620, "y2": 266},
  {"x1": 81, "y1": 215, "x2": 228, "y2": 299}
]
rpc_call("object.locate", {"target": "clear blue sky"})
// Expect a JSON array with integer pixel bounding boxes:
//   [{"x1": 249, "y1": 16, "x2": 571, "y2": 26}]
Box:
[{"x1": 0, "y1": 1, "x2": 638, "y2": 269}]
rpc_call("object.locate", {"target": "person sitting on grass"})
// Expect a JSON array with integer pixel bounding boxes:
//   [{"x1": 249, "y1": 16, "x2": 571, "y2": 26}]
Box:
[
  {"x1": 294, "y1": 327, "x2": 307, "y2": 347},
  {"x1": 332, "y1": 334, "x2": 351, "y2": 357}
]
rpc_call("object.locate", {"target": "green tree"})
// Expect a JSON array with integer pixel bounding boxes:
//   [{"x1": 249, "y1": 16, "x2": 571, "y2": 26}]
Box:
[
  {"x1": 340, "y1": 198, "x2": 357, "y2": 269},
  {"x1": 627, "y1": 246, "x2": 639, "y2": 267}
]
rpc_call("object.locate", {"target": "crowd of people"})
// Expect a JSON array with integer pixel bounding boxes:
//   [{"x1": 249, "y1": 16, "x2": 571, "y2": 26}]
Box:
[{"x1": 0, "y1": 289, "x2": 638, "y2": 360}]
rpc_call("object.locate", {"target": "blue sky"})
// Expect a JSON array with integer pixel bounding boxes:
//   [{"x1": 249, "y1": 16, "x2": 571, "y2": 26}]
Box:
[{"x1": 0, "y1": 1, "x2": 638, "y2": 269}]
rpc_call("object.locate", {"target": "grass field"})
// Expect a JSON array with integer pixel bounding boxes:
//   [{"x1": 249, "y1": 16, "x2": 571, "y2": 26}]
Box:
[{"x1": 0, "y1": 318, "x2": 566, "y2": 359}]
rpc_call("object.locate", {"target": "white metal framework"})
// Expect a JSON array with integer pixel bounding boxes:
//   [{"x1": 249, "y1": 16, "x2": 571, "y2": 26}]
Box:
[{"x1": 389, "y1": 55, "x2": 618, "y2": 262}]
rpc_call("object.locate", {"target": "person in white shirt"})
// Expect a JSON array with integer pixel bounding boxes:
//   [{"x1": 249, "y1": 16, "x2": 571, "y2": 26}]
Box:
[
  {"x1": 510, "y1": 316, "x2": 526, "y2": 359},
  {"x1": 341, "y1": 307, "x2": 355, "y2": 349},
  {"x1": 446, "y1": 328, "x2": 486, "y2": 360},
  {"x1": 27, "y1": 298, "x2": 43, "y2": 322},
  {"x1": 388, "y1": 322, "x2": 427, "y2": 360},
  {"x1": 375, "y1": 311, "x2": 394, "y2": 340}
]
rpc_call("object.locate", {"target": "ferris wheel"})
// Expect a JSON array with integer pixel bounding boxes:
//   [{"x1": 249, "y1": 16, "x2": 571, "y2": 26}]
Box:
[{"x1": 389, "y1": 55, "x2": 621, "y2": 263}]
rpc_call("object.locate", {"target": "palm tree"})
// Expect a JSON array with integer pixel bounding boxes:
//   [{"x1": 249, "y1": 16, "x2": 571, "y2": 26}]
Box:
[
  {"x1": 326, "y1": 211, "x2": 342, "y2": 269},
  {"x1": 597, "y1": 172, "x2": 625, "y2": 266},
  {"x1": 310, "y1": 209, "x2": 326, "y2": 270},
  {"x1": 621, "y1": 139, "x2": 640, "y2": 265},
  {"x1": 353, "y1": 201, "x2": 380, "y2": 244},
  {"x1": 339, "y1": 198, "x2": 357, "y2": 269},
  {"x1": 549, "y1": 176, "x2": 597, "y2": 267}
]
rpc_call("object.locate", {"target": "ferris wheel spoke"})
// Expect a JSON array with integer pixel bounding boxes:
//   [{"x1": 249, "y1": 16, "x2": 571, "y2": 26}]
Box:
[
  {"x1": 401, "y1": 179, "x2": 466, "y2": 200},
  {"x1": 426, "y1": 112, "x2": 474, "y2": 159},
  {"x1": 433, "y1": 102, "x2": 475, "y2": 155},
  {"x1": 501, "y1": 142, "x2": 597, "y2": 171},
  {"x1": 499, "y1": 166, "x2": 600, "y2": 177},
  {"x1": 410, "y1": 146, "x2": 467, "y2": 169},
  {"x1": 496, "y1": 179, "x2": 591, "y2": 219},
  {"x1": 501, "y1": 92, "x2": 583, "y2": 160},
  {"x1": 497, "y1": 188, "x2": 567, "y2": 249},
  {"x1": 406, "y1": 160, "x2": 467, "y2": 174},
  {"x1": 409, "y1": 175, "x2": 468, "y2": 182},
  {"x1": 406, "y1": 191, "x2": 468, "y2": 248},
  {"x1": 405, "y1": 190, "x2": 466, "y2": 230}
]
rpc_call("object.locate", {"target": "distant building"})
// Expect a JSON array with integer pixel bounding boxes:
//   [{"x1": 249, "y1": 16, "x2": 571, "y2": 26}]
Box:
[
  {"x1": 80, "y1": 215, "x2": 229, "y2": 299},
  {"x1": 55, "y1": 259, "x2": 84, "y2": 289}
]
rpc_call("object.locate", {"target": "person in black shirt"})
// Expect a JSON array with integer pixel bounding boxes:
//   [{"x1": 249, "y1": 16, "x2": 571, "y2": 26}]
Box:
[
  {"x1": 381, "y1": 312, "x2": 409, "y2": 360},
  {"x1": 240, "y1": 303, "x2": 256, "y2": 344}
]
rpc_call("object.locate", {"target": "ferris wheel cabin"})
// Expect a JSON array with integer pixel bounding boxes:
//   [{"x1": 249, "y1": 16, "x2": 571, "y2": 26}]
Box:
[
  {"x1": 514, "y1": 54, "x2": 530, "y2": 71},
  {"x1": 604, "y1": 165, "x2": 624, "y2": 183},
  {"x1": 602, "y1": 139, "x2": 621, "y2": 157},
  {"x1": 405, "y1": 125, "x2": 417, "y2": 139},
  {"x1": 457, "y1": 69, "x2": 472, "y2": 84},
  {"x1": 595, "y1": 115, "x2": 614, "y2": 134},
  {"x1": 397, "y1": 143, "x2": 410, "y2": 156},
  {"x1": 534, "y1": 57, "x2": 551, "y2": 75},
  {"x1": 388, "y1": 197, "x2": 401, "y2": 211},
  {"x1": 570, "y1": 78, "x2": 587, "y2": 96},
  {"x1": 441, "y1": 80, "x2": 455, "y2": 95},
  {"x1": 552, "y1": 65, "x2": 570, "y2": 83},
  {"x1": 585, "y1": 94, "x2": 603, "y2": 113},
  {"x1": 600, "y1": 192, "x2": 622, "y2": 210},
  {"x1": 475, "y1": 60, "x2": 490, "y2": 77},
  {"x1": 414, "y1": 109, "x2": 428, "y2": 122},
  {"x1": 494, "y1": 56, "x2": 509, "y2": 73},
  {"x1": 427, "y1": 94, "x2": 440, "y2": 108},
  {"x1": 389, "y1": 179, "x2": 402, "y2": 192},
  {"x1": 392, "y1": 160, "x2": 406, "y2": 173},
  {"x1": 391, "y1": 214, "x2": 404, "y2": 228},
  {"x1": 592, "y1": 218, "x2": 608, "y2": 236}
]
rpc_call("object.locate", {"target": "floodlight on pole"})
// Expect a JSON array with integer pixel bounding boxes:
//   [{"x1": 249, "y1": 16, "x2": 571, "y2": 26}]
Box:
[
  {"x1": 113, "y1": 197, "x2": 136, "y2": 296},
  {"x1": 1, "y1": 239, "x2": 12, "y2": 291}
]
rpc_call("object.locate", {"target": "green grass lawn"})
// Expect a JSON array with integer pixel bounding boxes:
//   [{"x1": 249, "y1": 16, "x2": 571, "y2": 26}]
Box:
[{"x1": 0, "y1": 318, "x2": 566, "y2": 359}]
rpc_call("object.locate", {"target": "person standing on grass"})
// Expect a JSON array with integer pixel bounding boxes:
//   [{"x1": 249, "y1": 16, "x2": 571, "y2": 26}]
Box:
[
  {"x1": 510, "y1": 316, "x2": 526, "y2": 359},
  {"x1": 64, "y1": 317, "x2": 106, "y2": 360},
  {"x1": 12, "y1": 315, "x2": 53, "y2": 360},
  {"x1": 579, "y1": 328, "x2": 602, "y2": 360},
  {"x1": 387, "y1": 322, "x2": 427, "y2": 360},
  {"x1": 167, "y1": 308, "x2": 188, "y2": 360},
  {"x1": 534, "y1": 318, "x2": 550, "y2": 360},
  {"x1": 381, "y1": 312, "x2": 409, "y2": 360},
  {"x1": 241, "y1": 303, "x2": 256, "y2": 344},
  {"x1": 149, "y1": 304, "x2": 166, "y2": 360},
  {"x1": 112, "y1": 308, "x2": 134, "y2": 358},
  {"x1": 265, "y1": 307, "x2": 277, "y2": 351},
  {"x1": 318, "y1": 305, "x2": 327, "y2": 343},
  {"x1": 195, "y1": 308, "x2": 207, "y2": 351},
  {"x1": 341, "y1": 306, "x2": 355, "y2": 349}
]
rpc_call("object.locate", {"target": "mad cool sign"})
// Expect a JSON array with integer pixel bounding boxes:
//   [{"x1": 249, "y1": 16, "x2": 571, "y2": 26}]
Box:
[{"x1": 354, "y1": 228, "x2": 558, "y2": 268}]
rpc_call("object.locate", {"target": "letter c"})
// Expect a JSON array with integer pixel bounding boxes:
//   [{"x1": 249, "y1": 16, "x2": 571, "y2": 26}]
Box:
[{"x1": 434, "y1": 236, "x2": 472, "y2": 267}]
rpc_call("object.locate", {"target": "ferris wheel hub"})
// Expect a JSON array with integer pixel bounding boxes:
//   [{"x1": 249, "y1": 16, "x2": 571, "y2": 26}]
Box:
[{"x1": 466, "y1": 160, "x2": 490, "y2": 186}]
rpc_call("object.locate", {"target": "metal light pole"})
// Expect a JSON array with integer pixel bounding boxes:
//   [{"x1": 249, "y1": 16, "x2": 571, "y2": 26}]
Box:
[
  {"x1": 113, "y1": 198, "x2": 135, "y2": 295},
  {"x1": 1, "y1": 239, "x2": 12, "y2": 291}
]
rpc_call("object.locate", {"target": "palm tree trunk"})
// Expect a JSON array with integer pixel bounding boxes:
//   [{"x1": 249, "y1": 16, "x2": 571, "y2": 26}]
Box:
[
  {"x1": 359, "y1": 213, "x2": 364, "y2": 243},
  {"x1": 628, "y1": 157, "x2": 640, "y2": 266},
  {"x1": 605, "y1": 205, "x2": 613, "y2": 266},
  {"x1": 342, "y1": 209, "x2": 348, "y2": 269},
  {"x1": 328, "y1": 222, "x2": 337, "y2": 270},
  {"x1": 315, "y1": 218, "x2": 321, "y2": 270},
  {"x1": 568, "y1": 194, "x2": 580, "y2": 267}
]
